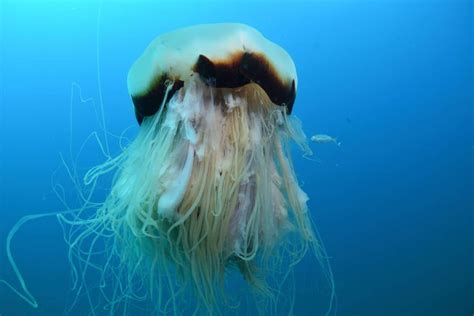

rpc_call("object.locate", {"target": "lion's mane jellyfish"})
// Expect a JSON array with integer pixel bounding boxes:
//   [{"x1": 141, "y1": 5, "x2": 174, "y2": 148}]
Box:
[{"x1": 64, "y1": 23, "x2": 331, "y2": 313}]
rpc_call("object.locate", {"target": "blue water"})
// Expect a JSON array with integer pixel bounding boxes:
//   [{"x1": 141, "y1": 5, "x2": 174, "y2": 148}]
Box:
[{"x1": 0, "y1": 1, "x2": 472, "y2": 315}]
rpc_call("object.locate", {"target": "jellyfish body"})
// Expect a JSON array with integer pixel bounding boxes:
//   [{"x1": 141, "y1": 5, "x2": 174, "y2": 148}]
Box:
[{"x1": 82, "y1": 23, "x2": 323, "y2": 312}]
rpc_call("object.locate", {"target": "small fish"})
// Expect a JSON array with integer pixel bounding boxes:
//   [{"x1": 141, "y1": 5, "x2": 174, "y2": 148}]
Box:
[{"x1": 310, "y1": 134, "x2": 341, "y2": 147}]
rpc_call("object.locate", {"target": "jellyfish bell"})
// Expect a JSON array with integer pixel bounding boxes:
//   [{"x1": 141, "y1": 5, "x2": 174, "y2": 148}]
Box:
[{"x1": 128, "y1": 23, "x2": 297, "y2": 124}]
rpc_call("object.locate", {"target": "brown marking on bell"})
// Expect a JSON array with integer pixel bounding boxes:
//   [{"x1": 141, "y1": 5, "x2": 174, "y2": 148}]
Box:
[
  {"x1": 131, "y1": 51, "x2": 296, "y2": 125},
  {"x1": 131, "y1": 76, "x2": 184, "y2": 125},
  {"x1": 194, "y1": 52, "x2": 296, "y2": 114}
]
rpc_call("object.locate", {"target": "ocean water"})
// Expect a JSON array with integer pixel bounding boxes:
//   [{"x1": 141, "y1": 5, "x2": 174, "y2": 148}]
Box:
[{"x1": 0, "y1": 0, "x2": 472, "y2": 315}]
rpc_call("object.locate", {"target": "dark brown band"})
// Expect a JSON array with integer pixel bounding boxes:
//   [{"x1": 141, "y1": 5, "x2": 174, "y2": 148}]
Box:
[{"x1": 131, "y1": 52, "x2": 296, "y2": 124}]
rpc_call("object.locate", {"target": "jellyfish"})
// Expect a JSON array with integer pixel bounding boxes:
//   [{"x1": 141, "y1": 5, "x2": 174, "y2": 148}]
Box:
[{"x1": 2, "y1": 23, "x2": 333, "y2": 315}]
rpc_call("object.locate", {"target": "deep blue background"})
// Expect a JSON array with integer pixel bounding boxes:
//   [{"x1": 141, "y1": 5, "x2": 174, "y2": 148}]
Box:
[{"x1": 0, "y1": 1, "x2": 472, "y2": 315}]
